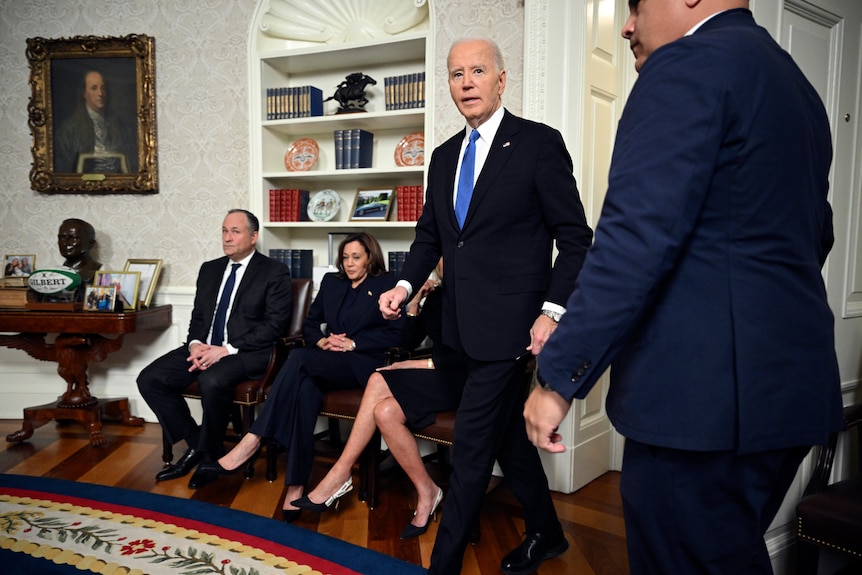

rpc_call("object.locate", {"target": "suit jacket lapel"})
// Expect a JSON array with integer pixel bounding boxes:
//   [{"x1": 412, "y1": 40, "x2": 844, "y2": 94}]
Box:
[
  {"x1": 442, "y1": 131, "x2": 465, "y2": 231},
  {"x1": 230, "y1": 251, "x2": 259, "y2": 311}
]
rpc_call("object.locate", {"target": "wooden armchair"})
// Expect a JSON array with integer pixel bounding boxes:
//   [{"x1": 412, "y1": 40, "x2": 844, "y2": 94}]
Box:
[
  {"x1": 160, "y1": 278, "x2": 313, "y2": 476},
  {"x1": 796, "y1": 402, "x2": 862, "y2": 574}
]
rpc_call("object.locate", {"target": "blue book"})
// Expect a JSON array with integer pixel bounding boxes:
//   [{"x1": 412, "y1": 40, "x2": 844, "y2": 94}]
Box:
[
  {"x1": 307, "y1": 85, "x2": 323, "y2": 117},
  {"x1": 334, "y1": 129, "x2": 345, "y2": 170},
  {"x1": 349, "y1": 129, "x2": 374, "y2": 169}
]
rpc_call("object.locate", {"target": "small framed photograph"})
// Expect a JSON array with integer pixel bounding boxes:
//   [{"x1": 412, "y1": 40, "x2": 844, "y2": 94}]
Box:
[
  {"x1": 124, "y1": 258, "x2": 162, "y2": 308},
  {"x1": 84, "y1": 284, "x2": 117, "y2": 312},
  {"x1": 94, "y1": 270, "x2": 140, "y2": 311},
  {"x1": 3, "y1": 254, "x2": 36, "y2": 278},
  {"x1": 350, "y1": 187, "x2": 395, "y2": 221}
]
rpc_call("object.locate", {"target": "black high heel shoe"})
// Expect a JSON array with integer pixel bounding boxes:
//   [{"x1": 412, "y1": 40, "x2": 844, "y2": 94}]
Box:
[
  {"x1": 400, "y1": 487, "x2": 444, "y2": 540},
  {"x1": 291, "y1": 478, "x2": 353, "y2": 512},
  {"x1": 281, "y1": 508, "x2": 301, "y2": 524},
  {"x1": 195, "y1": 460, "x2": 240, "y2": 477}
]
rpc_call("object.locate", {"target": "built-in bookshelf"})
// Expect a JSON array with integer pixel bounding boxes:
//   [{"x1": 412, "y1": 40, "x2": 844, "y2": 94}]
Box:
[{"x1": 249, "y1": 3, "x2": 432, "y2": 278}]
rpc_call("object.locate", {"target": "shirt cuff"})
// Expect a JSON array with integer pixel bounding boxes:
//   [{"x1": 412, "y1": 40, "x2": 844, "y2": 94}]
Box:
[
  {"x1": 225, "y1": 343, "x2": 239, "y2": 355},
  {"x1": 542, "y1": 301, "x2": 566, "y2": 316},
  {"x1": 396, "y1": 279, "x2": 413, "y2": 300}
]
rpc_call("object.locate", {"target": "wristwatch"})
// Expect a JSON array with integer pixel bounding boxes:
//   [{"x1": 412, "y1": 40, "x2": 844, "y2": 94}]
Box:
[{"x1": 540, "y1": 309, "x2": 562, "y2": 323}]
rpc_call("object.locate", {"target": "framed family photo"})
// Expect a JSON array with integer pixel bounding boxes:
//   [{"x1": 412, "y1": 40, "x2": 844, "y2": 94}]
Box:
[
  {"x1": 124, "y1": 258, "x2": 162, "y2": 308},
  {"x1": 26, "y1": 34, "x2": 158, "y2": 194},
  {"x1": 94, "y1": 270, "x2": 140, "y2": 311},
  {"x1": 84, "y1": 285, "x2": 117, "y2": 312},
  {"x1": 3, "y1": 254, "x2": 36, "y2": 278},
  {"x1": 350, "y1": 187, "x2": 395, "y2": 221}
]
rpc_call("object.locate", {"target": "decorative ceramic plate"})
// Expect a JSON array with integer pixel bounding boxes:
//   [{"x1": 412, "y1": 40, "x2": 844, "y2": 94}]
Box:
[
  {"x1": 394, "y1": 132, "x2": 424, "y2": 167},
  {"x1": 284, "y1": 138, "x2": 319, "y2": 171},
  {"x1": 307, "y1": 189, "x2": 341, "y2": 222}
]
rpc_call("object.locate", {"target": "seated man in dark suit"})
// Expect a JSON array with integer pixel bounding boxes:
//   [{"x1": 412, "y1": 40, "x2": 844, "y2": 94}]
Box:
[{"x1": 137, "y1": 209, "x2": 293, "y2": 488}]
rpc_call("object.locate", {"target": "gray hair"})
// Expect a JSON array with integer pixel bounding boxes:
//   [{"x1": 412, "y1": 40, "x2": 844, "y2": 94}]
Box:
[{"x1": 448, "y1": 37, "x2": 505, "y2": 73}]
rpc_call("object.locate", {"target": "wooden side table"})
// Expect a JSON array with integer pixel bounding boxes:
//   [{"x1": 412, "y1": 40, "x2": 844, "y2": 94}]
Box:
[{"x1": 0, "y1": 305, "x2": 172, "y2": 446}]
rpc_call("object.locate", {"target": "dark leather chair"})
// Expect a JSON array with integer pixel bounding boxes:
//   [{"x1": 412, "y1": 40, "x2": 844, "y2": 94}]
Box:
[
  {"x1": 796, "y1": 402, "x2": 862, "y2": 574},
  {"x1": 160, "y1": 278, "x2": 313, "y2": 476}
]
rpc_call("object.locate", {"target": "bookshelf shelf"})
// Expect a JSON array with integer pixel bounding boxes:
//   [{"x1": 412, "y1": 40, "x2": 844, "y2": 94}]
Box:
[{"x1": 250, "y1": 1, "x2": 432, "y2": 279}]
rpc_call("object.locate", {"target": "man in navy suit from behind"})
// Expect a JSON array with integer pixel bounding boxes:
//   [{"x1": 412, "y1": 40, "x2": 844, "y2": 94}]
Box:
[
  {"x1": 526, "y1": 1, "x2": 843, "y2": 573},
  {"x1": 138, "y1": 209, "x2": 292, "y2": 489}
]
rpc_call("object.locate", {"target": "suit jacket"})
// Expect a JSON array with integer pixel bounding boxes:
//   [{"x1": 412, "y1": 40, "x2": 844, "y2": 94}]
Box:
[
  {"x1": 539, "y1": 9, "x2": 842, "y2": 454},
  {"x1": 302, "y1": 271, "x2": 403, "y2": 382},
  {"x1": 187, "y1": 250, "x2": 293, "y2": 376},
  {"x1": 401, "y1": 110, "x2": 592, "y2": 361}
]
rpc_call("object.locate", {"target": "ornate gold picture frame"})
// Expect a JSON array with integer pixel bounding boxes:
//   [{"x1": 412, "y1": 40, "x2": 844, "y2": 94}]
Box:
[{"x1": 27, "y1": 34, "x2": 158, "y2": 194}]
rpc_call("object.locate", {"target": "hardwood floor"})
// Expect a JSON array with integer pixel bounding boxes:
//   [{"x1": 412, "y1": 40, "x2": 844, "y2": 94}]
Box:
[{"x1": 0, "y1": 419, "x2": 628, "y2": 575}]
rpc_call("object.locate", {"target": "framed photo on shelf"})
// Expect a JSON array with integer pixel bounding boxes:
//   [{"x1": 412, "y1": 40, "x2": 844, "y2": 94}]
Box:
[
  {"x1": 26, "y1": 34, "x2": 158, "y2": 194},
  {"x1": 84, "y1": 285, "x2": 117, "y2": 312},
  {"x1": 3, "y1": 254, "x2": 36, "y2": 278},
  {"x1": 350, "y1": 187, "x2": 395, "y2": 221},
  {"x1": 94, "y1": 270, "x2": 140, "y2": 311},
  {"x1": 124, "y1": 258, "x2": 162, "y2": 308}
]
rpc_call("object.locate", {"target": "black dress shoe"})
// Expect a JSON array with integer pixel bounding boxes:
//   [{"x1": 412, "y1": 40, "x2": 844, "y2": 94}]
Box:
[
  {"x1": 500, "y1": 532, "x2": 569, "y2": 575},
  {"x1": 155, "y1": 448, "x2": 201, "y2": 482},
  {"x1": 187, "y1": 467, "x2": 219, "y2": 489}
]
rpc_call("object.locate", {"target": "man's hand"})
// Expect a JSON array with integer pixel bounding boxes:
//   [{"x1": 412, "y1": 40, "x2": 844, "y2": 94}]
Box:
[
  {"x1": 526, "y1": 313, "x2": 558, "y2": 356},
  {"x1": 187, "y1": 342, "x2": 229, "y2": 372},
  {"x1": 524, "y1": 385, "x2": 571, "y2": 453},
  {"x1": 379, "y1": 286, "x2": 408, "y2": 320}
]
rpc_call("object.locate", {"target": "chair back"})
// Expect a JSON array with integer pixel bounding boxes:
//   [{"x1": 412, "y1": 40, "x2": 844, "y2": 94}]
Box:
[{"x1": 288, "y1": 278, "x2": 313, "y2": 337}]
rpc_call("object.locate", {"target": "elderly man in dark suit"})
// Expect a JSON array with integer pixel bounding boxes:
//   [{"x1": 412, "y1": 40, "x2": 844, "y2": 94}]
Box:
[
  {"x1": 379, "y1": 37, "x2": 593, "y2": 575},
  {"x1": 138, "y1": 209, "x2": 292, "y2": 489},
  {"x1": 525, "y1": 2, "x2": 843, "y2": 574}
]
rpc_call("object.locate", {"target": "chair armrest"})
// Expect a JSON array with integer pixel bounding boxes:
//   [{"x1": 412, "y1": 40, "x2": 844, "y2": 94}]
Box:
[{"x1": 803, "y1": 403, "x2": 862, "y2": 497}]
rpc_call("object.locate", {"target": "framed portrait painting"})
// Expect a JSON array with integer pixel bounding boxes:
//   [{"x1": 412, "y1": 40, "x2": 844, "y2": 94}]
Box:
[
  {"x1": 350, "y1": 188, "x2": 395, "y2": 221},
  {"x1": 26, "y1": 34, "x2": 158, "y2": 194}
]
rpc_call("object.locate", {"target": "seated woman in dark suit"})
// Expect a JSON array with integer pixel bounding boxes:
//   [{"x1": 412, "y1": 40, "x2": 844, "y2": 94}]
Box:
[
  {"x1": 196, "y1": 232, "x2": 403, "y2": 521},
  {"x1": 294, "y1": 260, "x2": 468, "y2": 539}
]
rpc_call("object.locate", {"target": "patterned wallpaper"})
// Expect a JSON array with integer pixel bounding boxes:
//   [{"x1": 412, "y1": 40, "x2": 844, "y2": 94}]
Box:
[{"x1": 0, "y1": 0, "x2": 525, "y2": 289}]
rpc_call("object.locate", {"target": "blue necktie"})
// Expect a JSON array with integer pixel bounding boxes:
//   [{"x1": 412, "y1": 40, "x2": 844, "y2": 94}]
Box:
[
  {"x1": 211, "y1": 263, "x2": 240, "y2": 346},
  {"x1": 455, "y1": 129, "x2": 479, "y2": 228}
]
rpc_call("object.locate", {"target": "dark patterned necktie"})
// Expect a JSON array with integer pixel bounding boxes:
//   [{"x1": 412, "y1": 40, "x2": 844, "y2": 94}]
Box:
[{"x1": 211, "y1": 263, "x2": 240, "y2": 346}]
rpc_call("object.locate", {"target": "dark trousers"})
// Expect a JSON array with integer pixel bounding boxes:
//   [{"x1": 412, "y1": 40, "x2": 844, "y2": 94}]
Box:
[
  {"x1": 428, "y1": 357, "x2": 563, "y2": 575},
  {"x1": 137, "y1": 346, "x2": 253, "y2": 459},
  {"x1": 620, "y1": 439, "x2": 810, "y2": 574},
  {"x1": 250, "y1": 346, "x2": 364, "y2": 486}
]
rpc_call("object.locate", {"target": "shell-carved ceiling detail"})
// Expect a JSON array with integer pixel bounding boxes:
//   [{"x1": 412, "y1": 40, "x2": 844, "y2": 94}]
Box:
[{"x1": 261, "y1": 0, "x2": 429, "y2": 44}]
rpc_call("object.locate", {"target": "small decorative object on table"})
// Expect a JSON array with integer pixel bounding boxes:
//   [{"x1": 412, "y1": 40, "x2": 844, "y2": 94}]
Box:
[
  {"x1": 325, "y1": 72, "x2": 377, "y2": 114},
  {"x1": 26, "y1": 269, "x2": 83, "y2": 310}
]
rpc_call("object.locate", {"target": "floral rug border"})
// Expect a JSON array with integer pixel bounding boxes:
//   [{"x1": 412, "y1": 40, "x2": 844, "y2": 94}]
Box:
[{"x1": 0, "y1": 489, "x2": 331, "y2": 575}]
